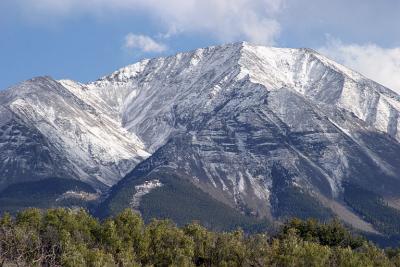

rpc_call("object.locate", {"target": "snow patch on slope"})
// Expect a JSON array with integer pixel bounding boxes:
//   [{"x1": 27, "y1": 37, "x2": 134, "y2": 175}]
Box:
[{"x1": 130, "y1": 179, "x2": 163, "y2": 211}]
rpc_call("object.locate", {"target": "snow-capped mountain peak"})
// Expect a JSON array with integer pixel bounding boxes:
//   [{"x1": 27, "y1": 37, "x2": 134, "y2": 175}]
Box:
[
  {"x1": 1, "y1": 43, "x2": 400, "y2": 235},
  {"x1": 79, "y1": 42, "x2": 400, "y2": 150}
]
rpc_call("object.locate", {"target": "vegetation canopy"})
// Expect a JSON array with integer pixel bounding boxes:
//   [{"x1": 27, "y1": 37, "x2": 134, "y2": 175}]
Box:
[{"x1": 1, "y1": 208, "x2": 400, "y2": 266}]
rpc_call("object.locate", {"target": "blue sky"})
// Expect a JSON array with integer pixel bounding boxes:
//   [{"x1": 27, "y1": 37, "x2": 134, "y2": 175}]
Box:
[{"x1": 1, "y1": 0, "x2": 399, "y2": 92}]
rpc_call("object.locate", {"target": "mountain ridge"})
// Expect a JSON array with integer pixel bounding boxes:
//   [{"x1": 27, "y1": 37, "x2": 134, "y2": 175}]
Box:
[{"x1": 1, "y1": 42, "x2": 400, "y2": 237}]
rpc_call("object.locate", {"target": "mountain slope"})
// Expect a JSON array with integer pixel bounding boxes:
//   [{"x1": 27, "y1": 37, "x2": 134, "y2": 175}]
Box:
[{"x1": 0, "y1": 77, "x2": 149, "y2": 211}]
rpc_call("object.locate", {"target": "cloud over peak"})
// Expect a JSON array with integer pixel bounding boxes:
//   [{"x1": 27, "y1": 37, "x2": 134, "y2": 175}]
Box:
[
  {"x1": 13, "y1": 0, "x2": 284, "y2": 45},
  {"x1": 320, "y1": 38, "x2": 400, "y2": 94}
]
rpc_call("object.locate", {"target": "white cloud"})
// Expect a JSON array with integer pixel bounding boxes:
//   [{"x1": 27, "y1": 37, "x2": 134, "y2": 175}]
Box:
[
  {"x1": 149, "y1": 0, "x2": 283, "y2": 45},
  {"x1": 320, "y1": 38, "x2": 400, "y2": 94},
  {"x1": 124, "y1": 34, "x2": 167, "y2": 53},
  {"x1": 13, "y1": 0, "x2": 284, "y2": 45}
]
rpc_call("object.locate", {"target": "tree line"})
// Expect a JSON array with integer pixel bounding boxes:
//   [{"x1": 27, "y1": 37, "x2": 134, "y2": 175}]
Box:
[{"x1": 1, "y1": 208, "x2": 400, "y2": 266}]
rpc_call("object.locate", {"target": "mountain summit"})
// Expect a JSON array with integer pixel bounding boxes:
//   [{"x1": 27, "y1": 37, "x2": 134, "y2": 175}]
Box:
[{"x1": 1, "y1": 43, "x2": 400, "y2": 236}]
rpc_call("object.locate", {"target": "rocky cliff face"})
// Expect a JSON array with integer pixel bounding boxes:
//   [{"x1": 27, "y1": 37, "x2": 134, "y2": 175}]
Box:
[{"x1": 1, "y1": 43, "x2": 400, "y2": 235}]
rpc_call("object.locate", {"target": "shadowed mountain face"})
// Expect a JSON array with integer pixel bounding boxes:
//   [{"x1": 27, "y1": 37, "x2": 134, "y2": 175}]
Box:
[{"x1": 1, "y1": 43, "x2": 400, "y2": 236}]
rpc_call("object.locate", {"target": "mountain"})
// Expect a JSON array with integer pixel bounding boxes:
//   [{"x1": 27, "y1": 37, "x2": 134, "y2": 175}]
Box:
[
  {"x1": 0, "y1": 77, "x2": 149, "y2": 210},
  {"x1": 1, "y1": 42, "x2": 400, "y2": 237}
]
